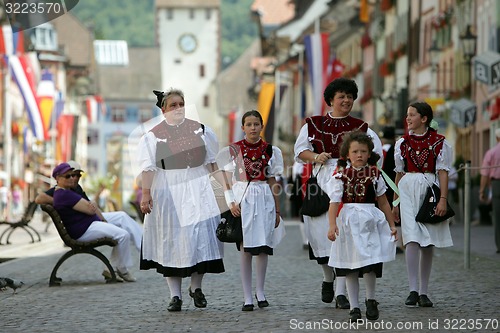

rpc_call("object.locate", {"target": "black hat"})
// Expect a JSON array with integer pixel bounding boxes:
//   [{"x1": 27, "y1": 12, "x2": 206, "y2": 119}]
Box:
[
  {"x1": 153, "y1": 90, "x2": 164, "y2": 108},
  {"x1": 381, "y1": 126, "x2": 395, "y2": 139}
]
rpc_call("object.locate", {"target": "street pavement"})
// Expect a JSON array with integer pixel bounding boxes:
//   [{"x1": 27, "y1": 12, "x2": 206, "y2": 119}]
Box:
[{"x1": 1, "y1": 209, "x2": 499, "y2": 333}]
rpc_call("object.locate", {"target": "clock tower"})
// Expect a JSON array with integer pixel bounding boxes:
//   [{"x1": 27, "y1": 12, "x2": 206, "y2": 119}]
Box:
[{"x1": 155, "y1": 0, "x2": 221, "y2": 131}]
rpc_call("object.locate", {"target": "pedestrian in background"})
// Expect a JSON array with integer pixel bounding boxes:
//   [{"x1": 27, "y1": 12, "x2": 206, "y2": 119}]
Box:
[
  {"x1": 392, "y1": 102, "x2": 453, "y2": 308},
  {"x1": 326, "y1": 131, "x2": 397, "y2": 322},
  {"x1": 138, "y1": 88, "x2": 224, "y2": 312},
  {"x1": 293, "y1": 77, "x2": 383, "y2": 309},
  {"x1": 219, "y1": 110, "x2": 284, "y2": 311},
  {"x1": 479, "y1": 128, "x2": 500, "y2": 254}
]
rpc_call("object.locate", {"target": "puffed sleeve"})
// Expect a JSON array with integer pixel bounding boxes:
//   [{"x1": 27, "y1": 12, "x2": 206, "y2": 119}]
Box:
[
  {"x1": 394, "y1": 137, "x2": 405, "y2": 173},
  {"x1": 216, "y1": 146, "x2": 236, "y2": 173},
  {"x1": 324, "y1": 173, "x2": 343, "y2": 203},
  {"x1": 138, "y1": 132, "x2": 159, "y2": 172},
  {"x1": 367, "y1": 127, "x2": 384, "y2": 168},
  {"x1": 203, "y1": 126, "x2": 219, "y2": 164},
  {"x1": 268, "y1": 146, "x2": 284, "y2": 176},
  {"x1": 294, "y1": 124, "x2": 313, "y2": 163},
  {"x1": 436, "y1": 139, "x2": 453, "y2": 172},
  {"x1": 376, "y1": 174, "x2": 388, "y2": 196}
]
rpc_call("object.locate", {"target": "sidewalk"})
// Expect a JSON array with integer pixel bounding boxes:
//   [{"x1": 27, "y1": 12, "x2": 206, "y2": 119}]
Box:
[{"x1": 1, "y1": 215, "x2": 499, "y2": 333}]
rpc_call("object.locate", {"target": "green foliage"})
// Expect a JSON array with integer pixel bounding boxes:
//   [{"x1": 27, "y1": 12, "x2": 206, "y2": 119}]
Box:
[{"x1": 71, "y1": 0, "x2": 257, "y2": 66}]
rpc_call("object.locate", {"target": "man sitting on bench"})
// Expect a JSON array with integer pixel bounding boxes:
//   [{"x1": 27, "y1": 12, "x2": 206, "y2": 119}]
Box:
[{"x1": 41, "y1": 163, "x2": 137, "y2": 282}]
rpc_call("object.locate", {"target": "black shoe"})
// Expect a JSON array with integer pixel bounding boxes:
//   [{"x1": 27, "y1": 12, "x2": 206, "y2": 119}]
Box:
[
  {"x1": 418, "y1": 294, "x2": 433, "y2": 307},
  {"x1": 365, "y1": 299, "x2": 379, "y2": 320},
  {"x1": 405, "y1": 291, "x2": 419, "y2": 307},
  {"x1": 396, "y1": 247, "x2": 404, "y2": 254},
  {"x1": 321, "y1": 281, "x2": 334, "y2": 303},
  {"x1": 255, "y1": 294, "x2": 269, "y2": 308},
  {"x1": 349, "y1": 308, "x2": 362, "y2": 322},
  {"x1": 242, "y1": 304, "x2": 254, "y2": 311},
  {"x1": 335, "y1": 295, "x2": 350, "y2": 309},
  {"x1": 188, "y1": 287, "x2": 207, "y2": 308},
  {"x1": 167, "y1": 296, "x2": 182, "y2": 312}
]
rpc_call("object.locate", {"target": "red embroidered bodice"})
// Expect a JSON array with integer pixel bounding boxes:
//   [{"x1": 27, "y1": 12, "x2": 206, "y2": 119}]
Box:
[
  {"x1": 230, "y1": 139, "x2": 273, "y2": 181},
  {"x1": 150, "y1": 119, "x2": 206, "y2": 170},
  {"x1": 400, "y1": 130, "x2": 445, "y2": 173},
  {"x1": 339, "y1": 165, "x2": 380, "y2": 204},
  {"x1": 306, "y1": 115, "x2": 368, "y2": 158}
]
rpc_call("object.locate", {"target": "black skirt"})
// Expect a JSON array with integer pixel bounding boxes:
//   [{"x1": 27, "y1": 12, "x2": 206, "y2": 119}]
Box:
[
  {"x1": 335, "y1": 263, "x2": 383, "y2": 278},
  {"x1": 140, "y1": 257, "x2": 225, "y2": 278}
]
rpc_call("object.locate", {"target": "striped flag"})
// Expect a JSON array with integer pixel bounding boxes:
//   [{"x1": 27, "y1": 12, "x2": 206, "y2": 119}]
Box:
[
  {"x1": 7, "y1": 54, "x2": 44, "y2": 140},
  {"x1": 37, "y1": 69, "x2": 56, "y2": 139},
  {"x1": 86, "y1": 95, "x2": 104, "y2": 123},
  {"x1": 304, "y1": 33, "x2": 330, "y2": 116}
]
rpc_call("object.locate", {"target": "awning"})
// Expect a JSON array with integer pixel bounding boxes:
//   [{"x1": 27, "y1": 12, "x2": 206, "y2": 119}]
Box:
[
  {"x1": 473, "y1": 51, "x2": 500, "y2": 85},
  {"x1": 450, "y1": 98, "x2": 476, "y2": 128}
]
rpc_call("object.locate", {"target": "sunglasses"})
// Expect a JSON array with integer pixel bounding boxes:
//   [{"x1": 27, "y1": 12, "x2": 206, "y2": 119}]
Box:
[{"x1": 62, "y1": 173, "x2": 81, "y2": 179}]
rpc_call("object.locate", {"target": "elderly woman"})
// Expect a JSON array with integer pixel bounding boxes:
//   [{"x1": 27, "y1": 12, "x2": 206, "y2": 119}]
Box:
[
  {"x1": 293, "y1": 78, "x2": 383, "y2": 309},
  {"x1": 138, "y1": 88, "x2": 224, "y2": 312}
]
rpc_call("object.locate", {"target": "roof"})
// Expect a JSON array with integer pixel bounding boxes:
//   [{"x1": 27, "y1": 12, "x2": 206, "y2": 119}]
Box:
[{"x1": 97, "y1": 47, "x2": 161, "y2": 100}]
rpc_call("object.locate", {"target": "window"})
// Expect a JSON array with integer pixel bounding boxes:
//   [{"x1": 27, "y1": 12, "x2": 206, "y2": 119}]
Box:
[
  {"x1": 110, "y1": 106, "x2": 126, "y2": 122},
  {"x1": 199, "y1": 64, "x2": 205, "y2": 77},
  {"x1": 139, "y1": 107, "x2": 153, "y2": 122},
  {"x1": 203, "y1": 95, "x2": 209, "y2": 107},
  {"x1": 87, "y1": 129, "x2": 99, "y2": 145},
  {"x1": 166, "y1": 9, "x2": 173, "y2": 20},
  {"x1": 205, "y1": 8, "x2": 212, "y2": 20},
  {"x1": 189, "y1": 8, "x2": 195, "y2": 19}
]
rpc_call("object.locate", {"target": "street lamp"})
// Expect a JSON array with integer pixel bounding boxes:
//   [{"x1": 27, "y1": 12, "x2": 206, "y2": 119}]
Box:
[
  {"x1": 459, "y1": 24, "x2": 477, "y2": 63},
  {"x1": 429, "y1": 39, "x2": 441, "y2": 71}
]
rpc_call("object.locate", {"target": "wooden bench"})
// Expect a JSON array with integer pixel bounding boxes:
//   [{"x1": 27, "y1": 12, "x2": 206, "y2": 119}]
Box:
[
  {"x1": 40, "y1": 204, "x2": 120, "y2": 286},
  {"x1": 0, "y1": 201, "x2": 40, "y2": 244}
]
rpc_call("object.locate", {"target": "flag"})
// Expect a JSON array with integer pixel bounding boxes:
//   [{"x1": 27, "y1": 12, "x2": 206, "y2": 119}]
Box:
[
  {"x1": 56, "y1": 115, "x2": 77, "y2": 162},
  {"x1": 86, "y1": 95, "x2": 104, "y2": 123},
  {"x1": 360, "y1": 0, "x2": 370, "y2": 23},
  {"x1": 0, "y1": 25, "x2": 25, "y2": 55},
  {"x1": 7, "y1": 54, "x2": 44, "y2": 140},
  {"x1": 257, "y1": 82, "x2": 275, "y2": 142},
  {"x1": 37, "y1": 69, "x2": 56, "y2": 139},
  {"x1": 304, "y1": 33, "x2": 330, "y2": 116}
]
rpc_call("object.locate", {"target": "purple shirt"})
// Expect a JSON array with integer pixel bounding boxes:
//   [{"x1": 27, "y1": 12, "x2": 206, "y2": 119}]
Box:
[{"x1": 53, "y1": 188, "x2": 100, "y2": 239}]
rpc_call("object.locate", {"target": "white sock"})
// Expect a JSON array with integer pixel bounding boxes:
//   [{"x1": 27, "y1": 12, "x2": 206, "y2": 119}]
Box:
[
  {"x1": 405, "y1": 242, "x2": 420, "y2": 292},
  {"x1": 335, "y1": 276, "x2": 347, "y2": 296},
  {"x1": 190, "y1": 272, "x2": 204, "y2": 291},
  {"x1": 166, "y1": 276, "x2": 182, "y2": 299},
  {"x1": 255, "y1": 253, "x2": 268, "y2": 301},
  {"x1": 419, "y1": 246, "x2": 434, "y2": 295},
  {"x1": 240, "y1": 250, "x2": 253, "y2": 305},
  {"x1": 363, "y1": 272, "x2": 376, "y2": 300},
  {"x1": 321, "y1": 264, "x2": 334, "y2": 283},
  {"x1": 345, "y1": 272, "x2": 359, "y2": 309}
]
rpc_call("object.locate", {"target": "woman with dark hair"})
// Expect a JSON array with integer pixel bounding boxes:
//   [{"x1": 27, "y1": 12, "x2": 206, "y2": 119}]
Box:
[
  {"x1": 138, "y1": 88, "x2": 225, "y2": 312},
  {"x1": 219, "y1": 110, "x2": 284, "y2": 311},
  {"x1": 392, "y1": 102, "x2": 453, "y2": 308},
  {"x1": 293, "y1": 77, "x2": 383, "y2": 309}
]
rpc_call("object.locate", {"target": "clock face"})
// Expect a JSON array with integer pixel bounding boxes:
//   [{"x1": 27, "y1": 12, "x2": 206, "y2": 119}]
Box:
[{"x1": 178, "y1": 33, "x2": 197, "y2": 53}]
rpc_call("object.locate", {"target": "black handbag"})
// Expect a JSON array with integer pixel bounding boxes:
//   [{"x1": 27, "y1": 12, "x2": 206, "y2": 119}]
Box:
[
  {"x1": 416, "y1": 183, "x2": 455, "y2": 224},
  {"x1": 216, "y1": 180, "x2": 250, "y2": 243},
  {"x1": 216, "y1": 210, "x2": 243, "y2": 243},
  {"x1": 300, "y1": 165, "x2": 330, "y2": 217}
]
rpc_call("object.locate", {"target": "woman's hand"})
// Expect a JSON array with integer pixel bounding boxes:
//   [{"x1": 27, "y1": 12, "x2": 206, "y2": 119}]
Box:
[
  {"x1": 141, "y1": 194, "x2": 153, "y2": 214},
  {"x1": 275, "y1": 212, "x2": 280, "y2": 228},
  {"x1": 390, "y1": 227, "x2": 398, "y2": 241},
  {"x1": 229, "y1": 202, "x2": 241, "y2": 217},
  {"x1": 435, "y1": 198, "x2": 447, "y2": 216},
  {"x1": 327, "y1": 225, "x2": 339, "y2": 241},
  {"x1": 314, "y1": 152, "x2": 332, "y2": 165}
]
